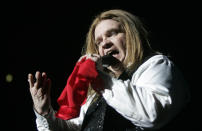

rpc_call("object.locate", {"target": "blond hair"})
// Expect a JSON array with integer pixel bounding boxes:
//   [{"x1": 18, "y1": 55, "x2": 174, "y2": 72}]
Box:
[{"x1": 82, "y1": 9, "x2": 155, "y2": 73}]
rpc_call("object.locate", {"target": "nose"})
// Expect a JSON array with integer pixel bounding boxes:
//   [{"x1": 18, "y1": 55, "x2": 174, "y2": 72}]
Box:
[{"x1": 101, "y1": 38, "x2": 113, "y2": 49}]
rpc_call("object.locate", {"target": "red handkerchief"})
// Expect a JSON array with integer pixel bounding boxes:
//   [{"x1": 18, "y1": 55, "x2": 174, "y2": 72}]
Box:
[{"x1": 55, "y1": 57, "x2": 101, "y2": 120}]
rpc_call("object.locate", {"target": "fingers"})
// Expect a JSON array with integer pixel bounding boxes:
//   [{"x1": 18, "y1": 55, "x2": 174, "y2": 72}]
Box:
[
  {"x1": 35, "y1": 71, "x2": 41, "y2": 89},
  {"x1": 78, "y1": 54, "x2": 101, "y2": 63},
  {"x1": 91, "y1": 54, "x2": 100, "y2": 58},
  {"x1": 41, "y1": 72, "x2": 47, "y2": 95},
  {"x1": 85, "y1": 54, "x2": 100, "y2": 59},
  {"x1": 28, "y1": 73, "x2": 34, "y2": 88},
  {"x1": 28, "y1": 71, "x2": 50, "y2": 90},
  {"x1": 42, "y1": 72, "x2": 47, "y2": 88},
  {"x1": 86, "y1": 54, "x2": 101, "y2": 62}
]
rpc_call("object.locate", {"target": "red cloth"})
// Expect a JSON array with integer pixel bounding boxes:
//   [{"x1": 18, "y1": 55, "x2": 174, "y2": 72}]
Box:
[{"x1": 55, "y1": 57, "x2": 101, "y2": 120}]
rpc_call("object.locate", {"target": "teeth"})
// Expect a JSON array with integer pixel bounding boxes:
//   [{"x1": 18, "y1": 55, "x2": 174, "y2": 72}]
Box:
[
  {"x1": 109, "y1": 52, "x2": 113, "y2": 55},
  {"x1": 106, "y1": 51, "x2": 111, "y2": 55},
  {"x1": 108, "y1": 51, "x2": 113, "y2": 55},
  {"x1": 106, "y1": 50, "x2": 119, "y2": 55}
]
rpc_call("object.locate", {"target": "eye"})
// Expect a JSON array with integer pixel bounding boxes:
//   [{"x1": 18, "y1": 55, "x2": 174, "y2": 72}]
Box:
[
  {"x1": 111, "y1": 30, "x2": 117, "y2": 35},
  {"x1": 95, "y1": 41, "x2": 102, "y2": 48},
  {"x1": 107, "y1": 29, "x2": 118, "y2": 37},
  {"x1": 95, "y1": 37, "x2": 102, "y2": 46}
]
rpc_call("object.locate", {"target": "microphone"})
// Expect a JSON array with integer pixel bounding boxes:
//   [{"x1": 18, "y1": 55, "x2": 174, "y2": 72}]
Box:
[{"x1": 101, "y1": 53, "x2": 120, "y2": 68}]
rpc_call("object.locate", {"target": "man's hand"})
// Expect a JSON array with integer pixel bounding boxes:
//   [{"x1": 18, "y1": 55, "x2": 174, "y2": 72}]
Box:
[
  {"x1": 79, "y1": 54, "x2": 124, "y2": 77},
  {"x1": 28, "y1": 71, "x2": 51, "y2": 116}
]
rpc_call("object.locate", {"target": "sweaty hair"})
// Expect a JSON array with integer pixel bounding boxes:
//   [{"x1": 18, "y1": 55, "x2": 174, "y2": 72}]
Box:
[{"x1": 82, "y1": 9, "x2": 155, "y2": 73}]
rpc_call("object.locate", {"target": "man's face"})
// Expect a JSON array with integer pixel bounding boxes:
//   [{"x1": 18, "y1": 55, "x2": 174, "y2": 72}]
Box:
[{"x1": 94, "y1": 19, "x2": 126, "y2": 62}]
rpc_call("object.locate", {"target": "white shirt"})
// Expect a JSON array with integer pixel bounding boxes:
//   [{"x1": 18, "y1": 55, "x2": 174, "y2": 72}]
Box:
[{"x1": 34, "y1": 55, "x2": 190, "y2": 131}]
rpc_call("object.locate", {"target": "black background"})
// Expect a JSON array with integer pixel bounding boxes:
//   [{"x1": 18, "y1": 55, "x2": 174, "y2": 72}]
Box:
[{"x1": 1, "y1": 1, "x2": 201, "y2": 130}]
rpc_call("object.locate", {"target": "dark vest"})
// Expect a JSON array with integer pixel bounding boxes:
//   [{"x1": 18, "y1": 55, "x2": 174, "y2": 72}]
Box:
[
  {"x1": 81, "y1": 95, "x2": 142, "y2": 131},
  {"x1": 81, "y1": 71, "x2": 142, "y2": 131}
]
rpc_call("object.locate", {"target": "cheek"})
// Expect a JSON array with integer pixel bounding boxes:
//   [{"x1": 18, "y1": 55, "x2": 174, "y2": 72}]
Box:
[
  {"x1": 122, "y1": 35, "x2": 126, "y2": 48},
  {"x1": 119, "y1": 37, "x2": 126, "y2": 53},
  {"x1": 116, "y1": 34, "x2": 126, "y2": 48},
  {"x1": 98, "y1": 47, "x2": 104, "y2": 56}
]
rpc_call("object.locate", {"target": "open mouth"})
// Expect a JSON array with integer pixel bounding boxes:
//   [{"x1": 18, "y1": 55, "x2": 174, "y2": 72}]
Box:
[{"x1": 107, "y1": 50, "x2": 119, "y2": 56}]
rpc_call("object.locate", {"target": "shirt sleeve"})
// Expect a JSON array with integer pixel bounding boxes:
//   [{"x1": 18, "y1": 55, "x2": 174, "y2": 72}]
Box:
[
  {"x1": 34, "y1": 107, "x2": 81, "y2": 131},
  {"x1": 101, "y1": 55, "x2": 190, "y2": 129},
  {"x1": 34, "y1": 93, "x2": 96, "y2": 131}
]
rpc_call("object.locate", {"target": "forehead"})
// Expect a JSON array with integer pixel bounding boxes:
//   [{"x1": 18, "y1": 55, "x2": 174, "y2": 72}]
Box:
[{"x1": 94, "y1": 19, "x2": 120, "y2": 38}]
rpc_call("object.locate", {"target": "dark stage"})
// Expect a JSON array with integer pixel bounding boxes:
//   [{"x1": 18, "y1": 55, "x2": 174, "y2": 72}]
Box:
[{"x1": 1, "y1": 1, "x2": 201, "y2": 130}]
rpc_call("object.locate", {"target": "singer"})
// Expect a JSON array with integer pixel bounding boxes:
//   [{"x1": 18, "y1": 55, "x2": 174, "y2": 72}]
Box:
[{"x1": 28, "y1": 9, "x2": 190, "y2": 131}]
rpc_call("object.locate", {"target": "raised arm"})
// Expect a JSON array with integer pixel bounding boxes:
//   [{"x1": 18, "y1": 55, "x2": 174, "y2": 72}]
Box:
[{"x1": 28, "y1": 71, "x2": 80, "y2": 131}]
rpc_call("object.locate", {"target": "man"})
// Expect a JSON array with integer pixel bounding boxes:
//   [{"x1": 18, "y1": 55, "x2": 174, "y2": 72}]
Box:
[{"x1": 28, "y1": 9, "x2": 190, "y2": 131}]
